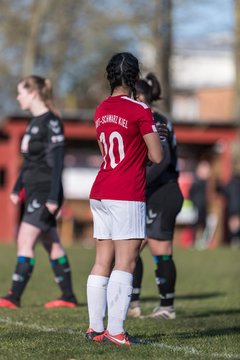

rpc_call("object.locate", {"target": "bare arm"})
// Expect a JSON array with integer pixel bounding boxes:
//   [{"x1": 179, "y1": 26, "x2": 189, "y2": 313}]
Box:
[{"x1": 143, "y1": 132, "x2": 163, "y2": 164}]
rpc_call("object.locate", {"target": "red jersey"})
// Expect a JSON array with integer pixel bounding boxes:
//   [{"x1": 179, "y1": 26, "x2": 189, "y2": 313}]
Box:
[{"x1": 90, "y1": 95, "x2": 157, "y2": 201}]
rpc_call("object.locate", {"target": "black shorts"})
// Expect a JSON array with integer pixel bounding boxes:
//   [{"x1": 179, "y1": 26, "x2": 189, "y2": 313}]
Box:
[
  {"x1": 146, "y1": 182, "x2": 183, "y2": 241},
  {"x1": 22, "y1": 185, "x2": 63, "y2": 232},
  {"x1": 226, "y1": 176, "x2": 240, "y2": 216}
]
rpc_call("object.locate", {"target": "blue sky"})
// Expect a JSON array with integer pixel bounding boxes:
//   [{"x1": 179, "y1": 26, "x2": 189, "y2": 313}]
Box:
[{"x1": 173, "y1": 0, "x2": 234, "y2": 48}]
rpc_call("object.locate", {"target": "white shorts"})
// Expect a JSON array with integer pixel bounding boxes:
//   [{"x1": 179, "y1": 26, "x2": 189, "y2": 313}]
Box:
[{"x1": 90, "y1": 199, "x2": 146, "y2": 240}]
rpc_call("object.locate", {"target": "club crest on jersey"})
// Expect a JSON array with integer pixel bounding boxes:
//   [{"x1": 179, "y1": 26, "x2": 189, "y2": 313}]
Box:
[{"x1": 31, "y1": 126, "x2": 39, "y2": 134}]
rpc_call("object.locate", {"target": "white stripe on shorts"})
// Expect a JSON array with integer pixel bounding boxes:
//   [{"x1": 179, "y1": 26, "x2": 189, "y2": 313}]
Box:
[{"x1": 90, "y1": 199, "x2": 146, "y2": 240}]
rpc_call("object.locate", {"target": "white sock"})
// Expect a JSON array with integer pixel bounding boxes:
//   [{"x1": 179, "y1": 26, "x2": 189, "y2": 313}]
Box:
[
  {"x1": 87, "y1": 274, "x2": 109, "y2": 332},
  {"x1": 107, "y1": 270, "x2": 133, "y2": 335}
]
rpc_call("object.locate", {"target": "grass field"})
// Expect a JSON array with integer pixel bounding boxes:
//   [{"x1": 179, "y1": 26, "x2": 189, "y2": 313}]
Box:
[{"x1": 0, "y1": 242, "x2": 239, "y2": 360}]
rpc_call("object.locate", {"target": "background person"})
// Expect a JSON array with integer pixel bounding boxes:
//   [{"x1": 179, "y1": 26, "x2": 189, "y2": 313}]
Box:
[
  {"x1": 0, "y1": 75, "x2": 78, "y2": 308},
  {"x1": 128, "y1": 73, "x2": 183, "y2": 319},
  {"x1": 189, "y1": 160, "x2": 211, "y2": 248},
  {"x1": 222, "y1": 132, "x2": 240, "y2": 247},
  {"x1": 85, "y1": 53, "x2": 162, "y2": 345}
]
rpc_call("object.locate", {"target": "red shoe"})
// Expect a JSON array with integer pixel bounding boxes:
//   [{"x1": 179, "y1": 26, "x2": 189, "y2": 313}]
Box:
[
  {"x1": 0, "y1": 298, "x2": 19, "y2": 309},
  {"x1": 85, "y1": 328, "x2": 105, "y2": 342},
  {"x1": 44, "y1": 299, "x2": 77, "y2": 308},
  {"x1": 103, "y1": 330, "x2": 144, "y2": 346}
]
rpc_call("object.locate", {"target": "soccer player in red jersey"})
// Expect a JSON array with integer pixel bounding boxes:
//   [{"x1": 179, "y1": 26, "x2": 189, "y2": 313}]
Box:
[{"x1": 85, "y1": 52, "x2": 163, "y2": 346}]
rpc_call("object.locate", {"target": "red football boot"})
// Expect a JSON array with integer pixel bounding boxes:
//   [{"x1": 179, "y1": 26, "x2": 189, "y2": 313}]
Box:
[
  {"x1": 0, "y1": 297, "x2": 19, "y2": 309},
  {"x1": 85, "y1": 328, "x2": 105, "y2": 342},
  {"x1": 44, "y1": 295, "x2": 78, "y2": 308}
]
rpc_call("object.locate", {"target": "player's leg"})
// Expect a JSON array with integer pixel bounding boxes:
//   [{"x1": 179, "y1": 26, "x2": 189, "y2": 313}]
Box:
[
  {"x1": 228, "y1": 215, "x2": 240, "y2": 247},
  {"x1": 0, "y1": 222, "x2": 40, "y2": 308},
  {"x1": 42, "y1": 228, "x2": 78, "y2": 308},
  {"x1": 226, "y1": 176, "x2": 240, "y2": 247},
  {"x1": 104, "y1": 200, "x2": 144, "y2": 343},
  {"x1": 103, "y1": 238, "x2": 143, "y2": 345},
  {"x1": 146, "y1": 182, "x2": 183, "y2": 319},
  {"x1": 128, "y1": 239, "x2": 147, "y2": 317},
  {"x1": 148, "y1": 239, "x2": 177, "y2": 319},
  {"x1": 0, "y1": 189, "x2": 54, "y2": 308},
  {"x1": 86, "y1": 199, "x2": 114, "y2": 341},
  {"x1": 86, "y1": 238, "x2": 115, "y2": 340},
  {"x1": 127, "y1": 256, "x2": 143, "y2": 317}
]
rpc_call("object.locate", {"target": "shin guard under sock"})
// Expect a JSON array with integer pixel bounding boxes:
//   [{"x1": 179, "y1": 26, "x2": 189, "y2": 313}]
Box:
[
  {"x1": 50, "y1": 255, "x2": 77, "y2": 303},
  {"x1": 8, "y1": 256, "x2": 35, "y2": 305},
  {"x1": 154, "y1": 255, "x2": 176, "y2": 307},
  {"x1": 107, "y1": 270, "x2": 133, "y2": 335},
  {"x1": 87, "y1": 275, "x2": 109, "y2": 332}
]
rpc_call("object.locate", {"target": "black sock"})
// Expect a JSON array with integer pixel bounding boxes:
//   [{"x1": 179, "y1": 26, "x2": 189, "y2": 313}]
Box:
[
  {"x1": 154, "y1": 255, "x2": 176, "y2": 307},
  {"x1": 131, "y1": 256, "x2": 143, "y2": 302},
  {"x1": 8, "y1": 256, "x2": 35, "y2": 305},
  {"x1": 50, "y1": 255, "x2": 77, "y2": 303}
]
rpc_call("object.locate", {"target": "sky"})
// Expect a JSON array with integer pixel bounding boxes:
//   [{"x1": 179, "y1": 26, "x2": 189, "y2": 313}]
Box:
[
  {"x1": 173, "y1": 0, "x2": 234, "y2": 51},
  {"x1": 171, "y1": 0, "x2": 235, "y2": 88}
]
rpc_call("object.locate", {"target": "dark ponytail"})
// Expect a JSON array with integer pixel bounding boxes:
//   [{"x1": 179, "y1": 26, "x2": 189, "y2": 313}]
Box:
[{"x1": 136, "y1": 73, "x2": 162, "y2": 105}]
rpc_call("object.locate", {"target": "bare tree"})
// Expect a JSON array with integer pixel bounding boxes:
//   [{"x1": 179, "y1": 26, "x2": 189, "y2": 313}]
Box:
[
  {"x1": 118, "y1": 0, "x2": 173, "y2": 113},
  {"x1": 22, "y1": 0, "x2": 50, "y2": 76},
  {"x1": 154, "y1": 0, "x2": 172, "y2": 113},
  {"x1": 2, "y1": 0, "x2": 227, "y2": 119},
  {"x1": 0, "y1": 0, "x2": 175, "y2": 114}
]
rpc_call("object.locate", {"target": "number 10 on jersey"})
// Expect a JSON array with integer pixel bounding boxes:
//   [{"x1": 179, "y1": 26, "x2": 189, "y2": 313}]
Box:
[{"x1": 99, "y1": 131, "x2": 125, "y2": 169}]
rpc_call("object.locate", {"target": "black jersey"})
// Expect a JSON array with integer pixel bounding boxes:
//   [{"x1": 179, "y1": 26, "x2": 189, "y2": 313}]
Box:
[
  {"x1": 13, "y1": 111, "x2": 64, "y2": 204},
  {"x1": 146, "y1": 112, "x2": 179, "y2": 194}
]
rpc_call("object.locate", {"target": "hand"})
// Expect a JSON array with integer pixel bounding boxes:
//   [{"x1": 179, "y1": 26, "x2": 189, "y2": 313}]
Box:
[
  {"x1": 155, "y1": 122, "x2": 168, "y2": 140},
  {"x1": 10, "y1": 193, "x2": 20, "y2": 205},
  {"x1": 45, "y1": 202, "x2": 58, "y2": 214}
]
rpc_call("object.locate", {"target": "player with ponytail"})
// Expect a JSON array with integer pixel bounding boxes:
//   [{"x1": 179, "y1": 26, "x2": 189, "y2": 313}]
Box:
[{"x1": 0, "y1": 75, "x2": 78, "y2": 309}]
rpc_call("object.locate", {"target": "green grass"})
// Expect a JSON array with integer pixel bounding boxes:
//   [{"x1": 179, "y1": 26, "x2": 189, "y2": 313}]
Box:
[{"x1": 0, "y1": 243, "x2": 239, "y2": 360}]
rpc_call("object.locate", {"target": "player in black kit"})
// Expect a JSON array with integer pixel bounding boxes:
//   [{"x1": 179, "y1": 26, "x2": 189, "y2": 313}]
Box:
[
  {"x1": 128, "y1": 73, "x2": 183, "y2": 319},
  {"x1": 0, "y1": 75, "x2": 78, "y2": 308}
]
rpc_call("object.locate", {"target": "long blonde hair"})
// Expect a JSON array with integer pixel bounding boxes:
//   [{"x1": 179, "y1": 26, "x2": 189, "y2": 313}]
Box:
[{"x1": 20, "y1": 75, "x2": 61, "y2": 117}]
